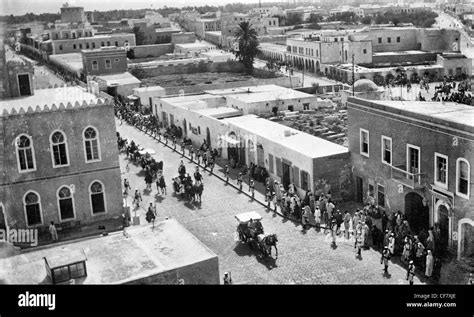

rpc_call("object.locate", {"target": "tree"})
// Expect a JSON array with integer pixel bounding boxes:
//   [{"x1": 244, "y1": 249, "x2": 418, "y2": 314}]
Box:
[
  {"x1": 132, "y1": 26, "x2": 145, "y2": 46},
  {"x1": 361, "y1": 16, "x2": 372, "y2": 25},
  {"x1": 307, "y1": 13, "x2": 322, "y2": 24},
  {"x1": 233, "y1": 21, "x2": 260, "y2": 75},
  {"x1": 286, "y1": 13, "x2": 303, "y2": 26}
]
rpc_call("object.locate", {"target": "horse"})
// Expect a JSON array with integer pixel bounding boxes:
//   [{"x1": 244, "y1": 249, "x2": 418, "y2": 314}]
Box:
[
  {"x1": 184, "y1": 183, "x2": 195, "y2": 202},
  {"x1": 193, "y1": 182, "x2": 204, "y2": 203},
  {"x1": 257, "y1": 233, "x2": 278, "y2": 259}
]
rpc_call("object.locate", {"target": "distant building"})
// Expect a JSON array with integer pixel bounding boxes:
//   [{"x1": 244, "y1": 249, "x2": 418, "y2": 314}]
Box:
[
  {"x1": 60, "y1": 4, "x2": 87, "y2": 24},
  {"x1": 82, "y1": 46, "x2": 127, "y2": 77},
  {"x1": 347, "y1": 97, "x2": 473, "y2": 262}
]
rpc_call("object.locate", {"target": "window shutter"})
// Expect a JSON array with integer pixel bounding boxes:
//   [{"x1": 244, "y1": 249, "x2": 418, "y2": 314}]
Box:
[
  {"x1": 293, "y1": 166, "x2": 300, "y2": 188},
  {"x1": 275, "y1": 157, "x2": 282, "y2": 177}
]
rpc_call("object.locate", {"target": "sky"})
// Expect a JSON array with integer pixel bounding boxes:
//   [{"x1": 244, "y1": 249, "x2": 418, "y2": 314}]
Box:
[{"x1": 1, "y1": 0, "x2": 277, "y2": 15}]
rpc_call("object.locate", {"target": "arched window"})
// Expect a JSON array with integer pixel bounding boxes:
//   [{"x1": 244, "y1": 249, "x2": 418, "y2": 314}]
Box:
[
  {"x1": 51, "y1": 131, "x2": 69, "y2": 167},
  {"x1": 58, "y1": 186, "x2": 74, "y2": 220},
  {"x1": 90, "y1": 181, "x2": 106, "y2": 214},
  {"x1": 16, "y1": 135, "x2": 36, "y2": 172},
  {"x1": 456, "y1": 158, "x2": 470, "y2": 198},
  {"x1": 24, "y1": 192, "x2": 42, "y2": 226},
  {"x1": 83, "y1": 127, "x2": 100, "y2": 162}
]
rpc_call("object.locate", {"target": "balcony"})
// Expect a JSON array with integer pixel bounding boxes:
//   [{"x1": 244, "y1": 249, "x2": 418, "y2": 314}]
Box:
[{"x1": 390, "y1": 164, "x2": 426, "y2": 189}]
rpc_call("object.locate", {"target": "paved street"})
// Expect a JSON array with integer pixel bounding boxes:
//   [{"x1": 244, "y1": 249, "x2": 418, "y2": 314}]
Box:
[{"x1": 117, "y1": 120, "x2": 425, "y2": 285}]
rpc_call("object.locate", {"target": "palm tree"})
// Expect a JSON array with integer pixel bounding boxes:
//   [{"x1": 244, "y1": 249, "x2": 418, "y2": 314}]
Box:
[{"x1": 233, "y1": 21, "x2": 260, "y2": 75}]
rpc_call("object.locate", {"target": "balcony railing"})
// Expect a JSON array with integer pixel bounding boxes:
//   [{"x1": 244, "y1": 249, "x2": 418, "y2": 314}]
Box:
[{"x1": 390, "y1": 164, "x2": 426, "y2": 189}]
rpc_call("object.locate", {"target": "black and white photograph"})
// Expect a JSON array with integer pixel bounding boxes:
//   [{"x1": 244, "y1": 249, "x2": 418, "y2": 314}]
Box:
[{"x1": 0, "y1": 0, "x2": 472, "y2": 314}]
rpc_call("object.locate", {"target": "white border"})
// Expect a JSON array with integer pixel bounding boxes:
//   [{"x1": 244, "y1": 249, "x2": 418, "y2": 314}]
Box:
[
  {"x1": 381, "y1": 135, "x2": 392, "y2": 166},
  {"x1": 359, "y1": 128, "x2": 369, "y2": 158},
  {"x1": 455, "y1": 158, "x2": 470, "y2": 199},
  {"x1": 57, "y1": 185, "x2": 76, "y2": 222},
  {"x1": 89, "y1": 180, "x2": 107, "y2": 216},
  {"x1": 23, "y1": 191, "x2": 43, "y2": 228},
  {"x1": 50, "y1": 130, "x2": 70, "y2": 168},
  {"x1": 434, "y1": 152, "x2": 448, "y2": 190},
  {"x1": 15, "y1": 134, "x2": 37, "y2": 174},
  {"x1": 82, "y1": 126, "x2": 102, "y2": 163}
]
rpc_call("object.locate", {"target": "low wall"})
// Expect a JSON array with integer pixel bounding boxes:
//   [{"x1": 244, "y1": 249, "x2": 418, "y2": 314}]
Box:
[
  {"x1": 130, "y1": 44, "x2": 174, "y2": 59},
  {"x1": 163, "y1": 75, "x2": 302, "y2": 95},
  {"x1": 372, "y1": 52, "x2": 437, "y2": 65},
  {"x1": 134, "y1": 60, "x2": 248, "y2": 77}
]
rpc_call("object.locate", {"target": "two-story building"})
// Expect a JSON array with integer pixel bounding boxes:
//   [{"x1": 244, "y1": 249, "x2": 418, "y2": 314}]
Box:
[
  {"x1": 0, "y1": 45, "x2": 122, "y2": 236},
  {"x1": 347, "y1": 97, "x2": 473, "y2": 262}
]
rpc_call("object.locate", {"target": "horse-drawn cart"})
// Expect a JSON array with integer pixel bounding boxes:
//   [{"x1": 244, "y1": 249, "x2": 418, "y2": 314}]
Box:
[{"x1": 235, "y1": 212, "x2": 278, "y2": 259}]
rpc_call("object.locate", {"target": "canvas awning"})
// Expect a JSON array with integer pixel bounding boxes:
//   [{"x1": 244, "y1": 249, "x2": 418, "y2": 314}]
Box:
[
  {"x1": 219, "y1": 135, "x2": 239, "y2": 145},
  {"x1": 127, "y1": 95, "x2": 139, "y2": 100}
]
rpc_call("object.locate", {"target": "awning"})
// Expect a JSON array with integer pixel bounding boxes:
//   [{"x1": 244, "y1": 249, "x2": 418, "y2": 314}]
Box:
[
  {"x1": 219, "y1": 135, "x2": 240, "y2": 145},
  {"x1": 127, "y1": 95, "x2": 139, "y2": 100}
]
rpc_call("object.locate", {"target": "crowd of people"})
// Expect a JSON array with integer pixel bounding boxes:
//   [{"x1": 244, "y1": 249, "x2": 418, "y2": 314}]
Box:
[
  {"x1": 417, "y1": 77, "x2": 473, "y2": 105},
  {"x1": 115, "y1": 101, "x2": 445, "y2": 284}
]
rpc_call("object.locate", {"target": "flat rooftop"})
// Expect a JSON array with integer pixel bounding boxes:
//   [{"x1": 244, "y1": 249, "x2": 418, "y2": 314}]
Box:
[
  {"x1": 222, "y1": 115, "x2": 349, "y2": 158},
  {"x1": 174, "y1": 42, "x2": 216, "y2": 49},
  {"x1": 372, "y1": 50, "x2": 433, "y2": 56},
  {"x1": 0, "y1": 219, "x2": 218, "y2": 284},
  {"x1": 206, "y1": 85, "x2": 314, "y2": 103},
  {"x1": 0, "y1": 86, "x2": 103, "y2": 115},
  {"x1": 194, "y1": 106, "x2": 242, "y2": 118},
  {"x1": 96, "y1": 72, "x2": 141, "y2": 86},
  {"x1": 49, "y1": 53, "x2": 83, "y2": 73},
  {"x1": 349, "y1": 98, "x2": 474, "y2": 134}
]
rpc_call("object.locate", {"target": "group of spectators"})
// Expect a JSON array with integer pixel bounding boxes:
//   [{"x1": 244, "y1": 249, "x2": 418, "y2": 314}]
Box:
[{"x1": 416, "y1": 77, "x2": 473, "y2": 105}]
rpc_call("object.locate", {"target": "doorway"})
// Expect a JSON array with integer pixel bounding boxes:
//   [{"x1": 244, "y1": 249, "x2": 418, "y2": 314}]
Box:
[
  {"x1": 404, "y1": 192, "x2": 429, "y2": 234},
  {"x1": 437, "y1": 204, "x2": 450, "y2": 254},
  {"x1": 206, "y1": 128, "x2": 211, "y2": 148},
  {"x1": 257, "y1": 144, "x2": 264, "y2": 167},
  {"x1": 0, "y1": 204, "x2": 7, "y2": 231},
  {"x1": 282, "y1": 162, "x2": 291, "y2": 190},
  {"x1": 355, "y1": 176, "x2": 363, "y2": 203},
  {"x1": 18, "y1": 74, "x2": 32, "y2": 96},
  {"x1": 183, "y1": 119, "x2": 187, "y2": 137}
]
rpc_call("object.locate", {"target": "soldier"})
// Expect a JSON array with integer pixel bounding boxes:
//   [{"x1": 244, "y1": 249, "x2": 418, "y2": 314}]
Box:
[
  {"x1": 123, "y1": 178, "x2": 131, "y2": 196},
  {"x1": 249, "y1": 179, "x2": 255, "y2": 199},
  {"x1": 355, "y1": 229, "x2": 363, "y2": 257},
  {"x1": 237, "y1": 173, "x2": 243, "y2": 191},
  {"x1": 331, "y1": 219, "x2": 338, "y2": 248},
  {"x1": 181, "y1": 141, "x2": 185, "y2": 156},
  {"x1": 133, "y1": 189, "x2": 142, "y2": 209},
  {"x1": 194, "y1": 166, "x2": 203, "y2": 184},
  {"x1": 388, "y1": 232, "x2": 396, "y2": 256},
  {"x1": 225, "y1": 165, "x2": 230, "y2": 182},
  {"x1": 265, "y1": 186, "x2": 273, "y2": 209},
  {"x1": 381, "y1": 246, "x2": 391, "y2": 274},
  {"x1": 407, "y1": 260, "x2": 416, "y2": 285},
  {"x1": 172, "y1": 136, "x2": 176, "y2": 149},
  {"x1": 209, "y1": 156, "x2": 215, "y2": 174},
  {"x1": 178, "y1": 160, "x2": 186, "y2": 177},
  {"x1": 223, "y1": 272, "x2": 232, "y2": 285}
]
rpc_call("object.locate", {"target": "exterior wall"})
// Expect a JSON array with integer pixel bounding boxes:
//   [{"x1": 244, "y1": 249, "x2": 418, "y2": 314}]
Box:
[
  {"x1": 60, "y1": 6, "x2": 86, "y2": 24},
  {"x1": 5, "y1": 61, "x2": 34, "y2": 98},
  {"x1": 204, "y1": 32, "x2": 222, "y2": 46},
  {"x1": 227, "y1": 123, "x2": 315, "y2": 195},
  {"x1": 129, "y1": 44, "x2": 174, "y2": 58},
  {"x1": 153, "y1": 99, "x2": 228, "y2": 149},
  {"x1": 49, "y1": 28, "x2": 95, "y2": 41},
  {"x1": 82, "y1": 49, "x2": 127, "y2": 76},
  {"x1": 437, "y1": 55, "x2": 472, "y2": 77},
  {"x1": 133, "y1": 87, "x2": 166, "y2": 108},
  {"x1": 161, "y1": 76, "x2": 301, "y2": 95},
  {"x1": 171, "y1": 33, "x2": 196, "y2": 45},
  {"x1": 0, "y1": 100, "x2": 123, "y2": 230},
  {"x1": 372, "y1": 52, "x2": 437, "y2": 65},
  {"x1": 347, "y1": 98, "x2": 474, "y2": 256},
  {"x1": 312, "y1": 153, "x2": 352, "y2": 198},
  {"x1": 359, "y1": 28, "x2": 420, "y2": 52},
  {"x1": 51, "y1": 34, "x2": 136, "y2": 55},
  {"x1": 123, "y1": 256, "x2": 219, "y2": 284},
  {"x1": 226, "y1": 95, "x2": 321, "y2": 115},
  {"x1": 141, "y1": 28, "x2": 180, "y2": 45}
]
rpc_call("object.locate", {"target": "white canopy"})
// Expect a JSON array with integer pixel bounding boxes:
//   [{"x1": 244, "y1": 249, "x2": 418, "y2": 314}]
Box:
[{"x1": 235, "y1": 211, "x2": 263, "y2": 224}]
